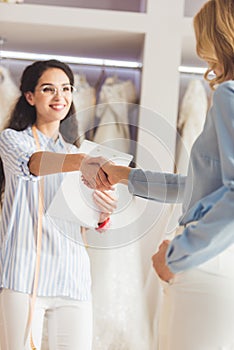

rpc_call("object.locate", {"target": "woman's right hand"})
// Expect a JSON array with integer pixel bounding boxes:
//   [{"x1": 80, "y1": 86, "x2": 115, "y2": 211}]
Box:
[
  {"x1": 80, "y1": 155, "x2": 113, "y2": 191},
  {"x1": 81, "y1": 156, "x2": 131, "y2": 189}
]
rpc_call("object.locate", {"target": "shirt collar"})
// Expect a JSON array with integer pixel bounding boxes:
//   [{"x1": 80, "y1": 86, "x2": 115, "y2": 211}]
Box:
[{"x1": 28, "y1": 126, "x2": 67, "y2": 151}]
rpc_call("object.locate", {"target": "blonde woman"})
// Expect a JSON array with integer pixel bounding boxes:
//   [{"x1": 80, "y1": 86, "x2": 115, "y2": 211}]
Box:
[{"x1": 84, "y1": 1, "x2": 234, "y2": 348}]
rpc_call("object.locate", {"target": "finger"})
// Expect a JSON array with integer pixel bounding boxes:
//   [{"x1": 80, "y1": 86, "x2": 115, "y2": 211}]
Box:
[
  {"x1": 82, "y1": 179, "x2": 94, "y2": 189},
  {"x1": 81, "y1": 175, "x2": 92, "y2": 186},
  {"x1": 152, "y1": 253, "x2": 157, "y2": 260},
  {"x1": 163, "y1": 239, "x2": 171, "y2": 244},
  {"x1": 94, "y1": 189, "x2": 117, "y2": 201},
  {"x1": 81, "y1": 175, "x2": 93, "y2": 187},
  {"x1": 86, "y1": 183, "x2": 93, "y2": 189},
  {"x1": 96, "y1": 169, "x2": 113, "y2": 190},
  {"x1": 93, "y1": 195, "x2": 116, "y2": 214},
  {"x1": 93, "y1": 191, "x2": 117, "y2": 213},
  {"x1": 89, "y1": 178, "x2": 97, "y2": 189},
  {"x1": 94, "y1": 190, "x2": 118, "y2": 208},
  {"x1": 98, "y1": 211, "x2": 111, "y2": 223},
  {"x1": 88, "y1": 168, "x2": 107, "y2": 190},
  {"x1": 158, "y1": 242, "x2": 165, "y2": 250},
  {"x1": 99, "y1": 169, "x2": 113, "y2": 188},
  {"x1": 94, "y1": 176, "x2": 111, "y2": 192},
  {"x1": 159, "y1": 240, "x2": 170, "y2": 249},
  {"x1": 85, "y1": 172, "x2": 98, "y2": 189}
]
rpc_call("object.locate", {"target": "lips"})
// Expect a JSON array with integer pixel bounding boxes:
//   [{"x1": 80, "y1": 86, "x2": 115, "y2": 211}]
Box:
[{"x1": 49, "y1": 104, "x2": 66, "y2": 111}]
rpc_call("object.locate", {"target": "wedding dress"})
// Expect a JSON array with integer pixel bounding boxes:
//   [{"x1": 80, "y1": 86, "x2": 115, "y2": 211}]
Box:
[
  {"x1": 176, "y1": 78, "x2": 208, "y2": 173},
  {"x1": 86, "y1": 183, "x2": 152, "y2": 349},
  {"x1": 89, "y1": 241, "x2": 150, "y2": 350},
  {"x1": 167, "y1": 78, "x2": 208, "y2": 246},
  {"x1": 0, "y1": 65, "x2": 20, "y2": 130},
  {"x1": 89, "y1": 77, "x2": 151, "y2": 349},
  {"x1": 93, "y1": 76, "x2": 137, "y2": 153},
  {"x1": 73, "y1": 74, "x2": 96, "y2": 143},
  {"x1": 156, "y1": 78, "x2": 208, "y2": 349},
  {"x1": 0, "y1": 0, "x2": 24, "y2": 3}
]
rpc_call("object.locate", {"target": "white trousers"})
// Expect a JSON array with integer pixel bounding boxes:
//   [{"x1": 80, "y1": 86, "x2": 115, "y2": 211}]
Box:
[
  {"x1": 158, "y1": 244, "x2": 234, "y2": 350},
  {"x1": 0, "y1": 289, "x2": 93, "y2": 350}
]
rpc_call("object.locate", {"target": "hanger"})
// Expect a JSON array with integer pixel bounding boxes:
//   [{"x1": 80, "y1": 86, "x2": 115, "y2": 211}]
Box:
[
  {"x1": 0, "y1": 70, "x2": 4, "y2": 84},
  {"x1": 94, "y1": 68, "x2": 106, "y2": 92}
]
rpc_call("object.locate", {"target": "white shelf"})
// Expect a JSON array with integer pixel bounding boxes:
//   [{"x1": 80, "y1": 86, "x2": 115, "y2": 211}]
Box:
[
  {"x1": 0, "y1": 3, "x2": 203, "y2": 68},
  {"x1": 23, "y1": 0, "x2": 147, "y2": 13},
  {"x1": 0, "y1": 0, "x2": 198, "y2": 173},
  {"x1": 0, "y1": 3, "x2": 146, "y2": 61}
]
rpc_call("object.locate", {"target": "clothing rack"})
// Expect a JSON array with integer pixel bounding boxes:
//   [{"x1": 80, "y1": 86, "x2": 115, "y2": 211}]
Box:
[
  {"x1": 0, "y1": 50, "x2": 208, "y2": 75},
  {"x1": 179, "y1": 66, "x2": 211, "y2": 76},
  {"x1": 0, "y1": 50, "x2": 143, "y2": 71}
]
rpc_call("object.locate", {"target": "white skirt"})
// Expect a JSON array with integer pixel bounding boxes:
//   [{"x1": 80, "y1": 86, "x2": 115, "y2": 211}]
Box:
[{"x1": 158, "y1": 238, "x2": 234, "y2": 350}]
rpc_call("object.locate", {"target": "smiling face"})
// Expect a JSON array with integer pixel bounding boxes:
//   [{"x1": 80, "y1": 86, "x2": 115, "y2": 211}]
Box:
[{"x1": 25, "y1": 67, "x2": 73, "y2": 130}]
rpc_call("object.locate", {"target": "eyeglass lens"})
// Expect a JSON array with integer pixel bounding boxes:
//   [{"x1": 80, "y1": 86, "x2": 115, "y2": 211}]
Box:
[{"x1": 40, "y1": 84, "x2": 76, "y2": 95}]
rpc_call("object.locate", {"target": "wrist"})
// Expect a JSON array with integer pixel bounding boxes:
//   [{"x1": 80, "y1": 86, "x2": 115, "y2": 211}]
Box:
[
  {"x1": 115, "y1": 165, "x2": 131, "y2": 184},
  {"x1": 95, "y1": 217, "x2": 111, "y2": 232},
  {"x1": 77, "y1": 153, "x2": 87, "y2": 170}
]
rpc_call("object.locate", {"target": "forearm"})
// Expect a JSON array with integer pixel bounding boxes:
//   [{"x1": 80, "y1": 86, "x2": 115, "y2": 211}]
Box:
[
  {"x1": 166, "y1": 189, "x2": 234, "y2": 273},
  {"x1": 111, "y1": 165, "x2": 131, "y2": 185},
  {"x1": 128, "y1": 169, "x2": 186, "y2": 203},
  {"x1": 29, "y1": 151, "x2": 86, "y2": 176}
]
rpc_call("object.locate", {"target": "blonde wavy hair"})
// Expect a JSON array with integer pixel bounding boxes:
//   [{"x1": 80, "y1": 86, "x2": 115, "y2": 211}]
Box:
[{"x1": 194, "y1": 0, "x2": 234, "y2": 89}]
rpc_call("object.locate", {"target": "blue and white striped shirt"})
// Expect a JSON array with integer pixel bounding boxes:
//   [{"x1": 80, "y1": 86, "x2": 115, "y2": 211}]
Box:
[{"x1": 0, "y1": 126, "x2": 91, "y2": 300}]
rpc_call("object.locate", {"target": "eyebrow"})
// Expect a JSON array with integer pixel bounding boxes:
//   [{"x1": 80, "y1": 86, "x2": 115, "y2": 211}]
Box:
[{"x1": 40, "y1": 83, "x2": 71, "y2": 87}]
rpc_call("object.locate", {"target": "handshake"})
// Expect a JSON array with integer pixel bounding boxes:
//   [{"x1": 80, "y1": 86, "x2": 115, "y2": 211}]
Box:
[{"x1": 80, "y1": 156, "x2": 131, "y2": 191}]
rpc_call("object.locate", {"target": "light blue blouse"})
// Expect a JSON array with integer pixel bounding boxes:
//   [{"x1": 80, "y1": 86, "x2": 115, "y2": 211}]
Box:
[
  {"x1": 0, "y1": 127, "x2": 91, "y2": 300},
  {"x1": 128, "y1": 80, "x2": 234, "y2": 273}
]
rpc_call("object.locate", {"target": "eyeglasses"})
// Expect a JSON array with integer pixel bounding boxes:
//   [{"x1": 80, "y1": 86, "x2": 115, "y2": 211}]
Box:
[{"x1": 39, "y1": 84, "x2": 77, "y2": 96}]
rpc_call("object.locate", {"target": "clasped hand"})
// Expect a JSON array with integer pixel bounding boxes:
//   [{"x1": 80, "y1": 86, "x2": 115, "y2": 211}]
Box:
[
  {"x1": 80, "y1": 156, "x2": 116, "y2": 191},
  {"x1": 81, "y1": 156, "x2": 175, "y2": 282}
]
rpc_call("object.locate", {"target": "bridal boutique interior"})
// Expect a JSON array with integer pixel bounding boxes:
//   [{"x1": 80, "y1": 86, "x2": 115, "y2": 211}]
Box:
[{"x1": 0, "y1": 0, "x2": 211, "y2": 349}]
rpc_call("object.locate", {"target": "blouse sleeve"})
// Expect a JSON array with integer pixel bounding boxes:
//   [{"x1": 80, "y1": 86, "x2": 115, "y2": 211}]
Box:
[
  {"x1": 166, "y1": 82, "x2": 234, "y2": 273},
  {"x1": 128, "y1": 168, "x2": 186, "y2": 203},
  {"x1": 0, "y1": 128, "x2": 38, "y2": 181}
]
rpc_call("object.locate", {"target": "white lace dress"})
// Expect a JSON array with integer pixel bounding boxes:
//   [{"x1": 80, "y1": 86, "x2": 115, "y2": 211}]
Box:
[
  {"x1": 93, "y1": 76, "x2": 137, "y2": 153},
  {"x1": 0, "y1": 65, "x2": 20, "y2": 130}
]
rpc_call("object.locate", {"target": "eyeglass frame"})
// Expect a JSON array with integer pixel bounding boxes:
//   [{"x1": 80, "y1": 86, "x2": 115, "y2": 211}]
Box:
[{"x1": 37, "y1": 83, "x2": 77, "y2": 96}]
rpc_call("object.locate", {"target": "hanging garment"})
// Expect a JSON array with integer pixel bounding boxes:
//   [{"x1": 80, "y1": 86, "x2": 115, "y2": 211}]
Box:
[
  {"x1": 170, "y1": 78, "x2": 208, "y2": 238},
  {"x1": 0, "y1": 0, "x2": 24, "y2": 3},
  {"x1": 0, "y1": 65, "x2": 20, "y2": 130},
  {"x1": 176, "y1": 79, "x2": 208, "y2": 174},
  {"x1": 167, "y1": 78, "x2": 209, "y2": 242},
  {"x1": 154, "y1": 79, "x2": 208, "y2": 349},
  {"x1": 73, "y1": 74, "x2": 96, "y2": 143},
  {"x1": 170, "y1": 79, "x2": 208, "y2": 226},
  {"x1": 89, "y1": 241, "x2": 150, "y2": 350},
  {"x1": 93, "y1": 76, "x2": 137, "y2": 153}
]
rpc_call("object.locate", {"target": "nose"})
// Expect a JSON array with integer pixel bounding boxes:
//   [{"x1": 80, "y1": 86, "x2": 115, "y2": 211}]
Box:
[{"x1": 54, "y1": 87, "x2": 63, "y2": 97}]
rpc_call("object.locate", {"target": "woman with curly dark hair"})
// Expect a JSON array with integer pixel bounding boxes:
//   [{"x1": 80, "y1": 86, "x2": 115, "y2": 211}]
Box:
[{"x1": 0, "y1": 59, "x2": 116, "y2": 350}]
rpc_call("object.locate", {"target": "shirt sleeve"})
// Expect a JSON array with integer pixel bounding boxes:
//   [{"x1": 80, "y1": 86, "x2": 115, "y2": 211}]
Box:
[
  {"x1": 128, "y1": 168, "x2": 186, "y2": 203},
  {"x1": 0, "y1": 128, "x2": 38, "y2": 181},
  {"x1": 166, "y1": 82, "x2": 234, "y2": 273}
]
